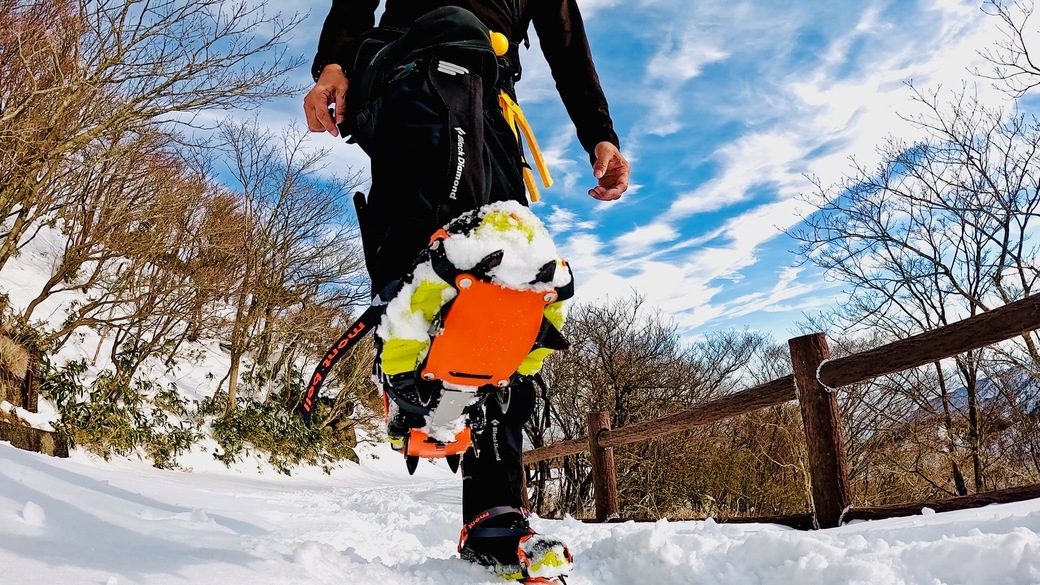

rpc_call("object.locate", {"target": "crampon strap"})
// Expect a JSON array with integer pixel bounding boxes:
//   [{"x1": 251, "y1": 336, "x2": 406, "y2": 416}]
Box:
[
  {"x1": 459, "y1": 506, "x2": 572, "y2": 584},
  {"x1": 458, "y1": 506, "x2": 533, "y2": 553}
]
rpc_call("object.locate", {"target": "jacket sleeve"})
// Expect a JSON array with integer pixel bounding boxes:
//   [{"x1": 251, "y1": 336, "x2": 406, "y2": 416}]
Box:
[
  {"x1": 311, "y1": 0, "x2": 381, "y2": 81},
  {"x1": 530, "y1": 0, "x2": 620, "y2": 159}
]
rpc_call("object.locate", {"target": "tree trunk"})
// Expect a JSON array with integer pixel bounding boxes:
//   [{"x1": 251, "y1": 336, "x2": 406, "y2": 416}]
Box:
[
  {"x1": 935, "y1": 361, "x2": 968, "y2": 496},
  {"x1": 958, "y1": 355, "x2": 983, "y2": 492},
  {"x1": 227, "y1": 351, "x2": 241, "y2": 414}
]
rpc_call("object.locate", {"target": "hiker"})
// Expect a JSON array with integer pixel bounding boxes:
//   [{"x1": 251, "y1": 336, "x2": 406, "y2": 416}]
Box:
[{"x1": 302, "y1": 2, "x2": 629, "y2": 582}]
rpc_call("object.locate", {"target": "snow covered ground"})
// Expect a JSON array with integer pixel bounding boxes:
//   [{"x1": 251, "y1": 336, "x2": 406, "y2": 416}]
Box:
[
  {"x1": 3, "y1": 437, "x2": 1040, "y2": 585},
  {"x1": 4, "y1": 196, "x2": 1040, "y2": 584}
]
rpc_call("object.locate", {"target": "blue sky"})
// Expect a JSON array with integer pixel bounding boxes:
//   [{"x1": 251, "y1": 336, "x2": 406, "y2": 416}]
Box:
[{"x1": 251, "y1": 0, "x2": 1011, "y2": 341}]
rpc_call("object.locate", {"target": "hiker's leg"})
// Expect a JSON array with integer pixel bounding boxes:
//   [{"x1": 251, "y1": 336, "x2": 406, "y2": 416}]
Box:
[
  {"x1": 460, "y1": 99, "x2": 536, "y2": 523},
  {"x1": 462, "y1": 383, "x2": 536, "y2": 521},
  {"x1": 353, "y1": 8, "x2": 498, "y2": 291}
]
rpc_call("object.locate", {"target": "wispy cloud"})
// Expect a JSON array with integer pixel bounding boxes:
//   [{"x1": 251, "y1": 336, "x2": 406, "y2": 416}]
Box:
[
  {"x1": 666, "y1": 132, "x2": 806, "y2": 218},
  {"x1": 615, "y1": 222, "x2": 679, "y2": 253},
  {"x1": 234, "y1": 0, "x2": 1016, "y2": 339},
  {"x1": 643, "y1": 32, "x2": 729, "y2": 135},
  {"x1": 544, "y1": 206, "x2": 597, "y2": 235}
]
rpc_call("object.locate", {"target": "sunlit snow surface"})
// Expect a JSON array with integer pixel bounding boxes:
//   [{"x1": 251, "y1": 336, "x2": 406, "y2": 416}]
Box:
[
  {"x1": 3, "y1": 439, "x2": 1040, "y2": 584},
  {"x1": 4, "y1": 206, "x2": 1040, "y2": 584}
]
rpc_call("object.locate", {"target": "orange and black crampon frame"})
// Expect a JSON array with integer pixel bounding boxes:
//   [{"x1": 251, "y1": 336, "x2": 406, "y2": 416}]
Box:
[
  {"x1": 420, "y1": 228, "x2": 573, "y2": 385},
  {"x1": 419, "y1": 237, "x2": 569, "y2": 388},
  {"x1": 301, "y1": 223, "x2": 573, "y2": 476}
]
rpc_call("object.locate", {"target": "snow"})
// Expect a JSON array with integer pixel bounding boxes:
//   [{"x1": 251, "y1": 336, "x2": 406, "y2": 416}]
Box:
[
  {"x1": 4, "y1": 170, "x2": 1040, "y2": 585},
  {"x1": 2, "y1": 401, "x2": 56, "y2": 433},
  {"x1": 440, "y1": 201, "x2": 571, "y2": 291},
  {"x1": 2, "y1": 437, "x2": 1040, "y2": 584}
]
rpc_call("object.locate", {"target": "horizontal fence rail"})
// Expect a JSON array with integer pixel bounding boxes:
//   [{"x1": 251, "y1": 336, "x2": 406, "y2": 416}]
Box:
[
  {"x1": 524, "y1": 375, "x2": 797, "y2": 465},
  {"x1": 842, "y1": 484, "x2": 1040, "y2": 522},
  {"x1": 523, "y1": 293, "x2": 1040, "y2": 529},
  {"x1": 598, "y1": 375, "x2": 797, "y2": 449},
  {"x1": 819, "y1": 294, "x2": 1040, "y2": 388}
]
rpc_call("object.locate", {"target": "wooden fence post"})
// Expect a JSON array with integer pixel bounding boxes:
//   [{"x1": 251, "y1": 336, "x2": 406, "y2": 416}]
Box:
[
  {"x1": 789, "y1": 333, "x2": 851, "y2": 529},
  {"x1": 22, "y1": 352, "x2": 38, "y2": 413},
  {"x1": 520, "y1": 465, "x2": 532, "y2": 510},
  {"x1": 587, "y1": 411, "x2": 619, "y2": 521}
]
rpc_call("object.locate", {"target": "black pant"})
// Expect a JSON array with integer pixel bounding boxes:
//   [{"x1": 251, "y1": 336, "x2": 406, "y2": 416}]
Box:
[
  {"x1": 360, "y1": 103, "x2": 527, "y2": 293},
  {"x1": 462, "y1": 384, "x2": 536, "y2": 521},
  {"x1": 348, "y1": 7, "x2": 533, "y2": 524}
]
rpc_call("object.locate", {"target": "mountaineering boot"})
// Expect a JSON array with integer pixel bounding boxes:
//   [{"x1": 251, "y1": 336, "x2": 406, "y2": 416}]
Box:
[
  {"x1": 369, "y1": 202, "x2": 572, "y2": 472},
  {"x1": 458, "y1": 507, "x2": 573, "y2": 583}
]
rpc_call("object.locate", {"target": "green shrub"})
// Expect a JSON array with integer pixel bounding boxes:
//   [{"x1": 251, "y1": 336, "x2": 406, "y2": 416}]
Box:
[
  {"x1": 41, "y1": 358, "x2": 201, "y2": 469},
  {"x1": 201, "y1": 365, "x2": 360, "y2": 475},
  {"x1": 40, "y1": 357, "x2": 361, "y2": 473}
]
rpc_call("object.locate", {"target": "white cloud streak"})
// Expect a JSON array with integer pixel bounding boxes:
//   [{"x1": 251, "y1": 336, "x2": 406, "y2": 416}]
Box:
[
  {"x1": 557, "y1": 0, "x2": 1009, "y2": 335},
  {"x1": 234, "y1": 0, "x2": 1014, "y2": 338}
]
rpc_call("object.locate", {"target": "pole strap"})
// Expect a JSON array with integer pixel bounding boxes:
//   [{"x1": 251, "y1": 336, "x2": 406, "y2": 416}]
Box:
[
  {"x1": 499, "y1": 91, "x2": 553, "y2": 202},
  {"x1": 298, "y1": 280, "x2": 401, "y2": 425}
]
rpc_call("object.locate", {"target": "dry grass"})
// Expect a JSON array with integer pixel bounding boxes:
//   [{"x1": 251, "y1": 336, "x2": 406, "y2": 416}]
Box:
[{"x1": 0, "y1": 336, "x2": 29, "y2": 379}]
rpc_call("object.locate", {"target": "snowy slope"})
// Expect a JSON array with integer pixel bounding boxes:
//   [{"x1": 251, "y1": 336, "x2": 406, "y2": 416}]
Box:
[{"x1": 3, "y1": 438, "x2": 1040, "y2": 585}]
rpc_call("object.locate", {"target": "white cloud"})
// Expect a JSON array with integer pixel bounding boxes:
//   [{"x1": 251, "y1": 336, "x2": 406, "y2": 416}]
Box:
[
  {"x1": 642, "y1": 32, "x2": 729, "y2": 136},
  {"x1": 546, "y1": 207, "x2": 577, "y2": 233},
  {"x1": 667, "y1": 132, "x2": 807, "y2": 217},
  {"x1": 544, "y1": 206, "x2": 596, "y2": 235},
  {"x1": 577, "y1": 0, "x2": 626, "y2": 18},
  {"x1": 646, "y1": 35, "x2": 729, "y2": 84},
  {"x1": 715, "y1": 267, "x2": 820, "y2": 320},
  {"x1": 614, "y1": 222, "x2": 679, "y2": 253}
]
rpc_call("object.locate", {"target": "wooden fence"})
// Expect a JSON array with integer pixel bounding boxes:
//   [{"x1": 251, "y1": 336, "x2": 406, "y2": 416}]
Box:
[{"x1": 522, "y1": 293, "x2": 1040, "y2": 529}]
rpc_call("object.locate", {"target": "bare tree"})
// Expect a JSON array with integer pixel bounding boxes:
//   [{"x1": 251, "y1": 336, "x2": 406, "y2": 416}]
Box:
[
  {"x1": 791, "y1": 83, "x2": 1040, "y2": 493},
  {"x1": 19, "y1": 131, "x2": 180, "y2": 324},
  {"x1": 526, "y1": 294, "x2": 779, "y2": 519},
  {"x1": 20, "y1": 132, "x2": 251, "y2": 386},
  {"x1": 0, "y1": 0, "x2": 302, "y2": 274},
  {"x1": 213, "y1": 119, "x2": 366, "y2": 412},
  {"x1": 977, "y1": 0, "x2": 1040, "y2": 98}
]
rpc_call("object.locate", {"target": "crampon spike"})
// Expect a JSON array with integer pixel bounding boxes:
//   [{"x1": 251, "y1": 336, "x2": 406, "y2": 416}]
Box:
[
  {"x1": 446, "y1": 454, "x2": 461, "y2": 474},
  {"x1": 406, "y1": 455, "x2": 420, "y2": 475}
]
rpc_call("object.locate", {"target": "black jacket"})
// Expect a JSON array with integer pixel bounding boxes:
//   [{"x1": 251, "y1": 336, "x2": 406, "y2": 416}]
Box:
[{"x1": 312, "y1": 0, "x2": 620, "y2": 156}]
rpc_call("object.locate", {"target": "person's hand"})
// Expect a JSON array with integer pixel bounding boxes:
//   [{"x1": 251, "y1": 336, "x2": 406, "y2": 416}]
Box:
[
  {"x1": 303, "y1": 64, "x2": 349, "y2": 137},
  {"x1": 589, "y1": 141, "x2": 630, "y2": 201}
]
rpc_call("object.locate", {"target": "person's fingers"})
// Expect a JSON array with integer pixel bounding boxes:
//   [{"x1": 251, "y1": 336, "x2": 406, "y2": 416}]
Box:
[
  {"x1": 590, "y1": 142, "x2": 630, "y2": 200},
  {"x1": 314, "y1": 101, "x2": 338, "y2": 136},
  {"x1": 303, "y1": 92, "x2": 323, "y2": 131},
  {"x1": 610, "y1": 163, "x2": 631, "y2": 195},
  {"x1": 303, "y1": 87, "x2": 339, "y2": 137},
  {"x1": 593, "y1": 153, "x2": 610, "y2": 180},
  {"x1": 588, "y1": 184, "x2": 624, "y2": 201},
  {"x1": 588, "y1": 162, "x2": 629, "y2": 201},
  {"x1": 592, "y1": 142, "x2": 621, "y2": 179}
]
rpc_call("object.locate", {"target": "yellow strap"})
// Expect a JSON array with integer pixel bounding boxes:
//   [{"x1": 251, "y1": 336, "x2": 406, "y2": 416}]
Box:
[{"x1": 499, "y1": 91, "x2": 553, "y2": 202}]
